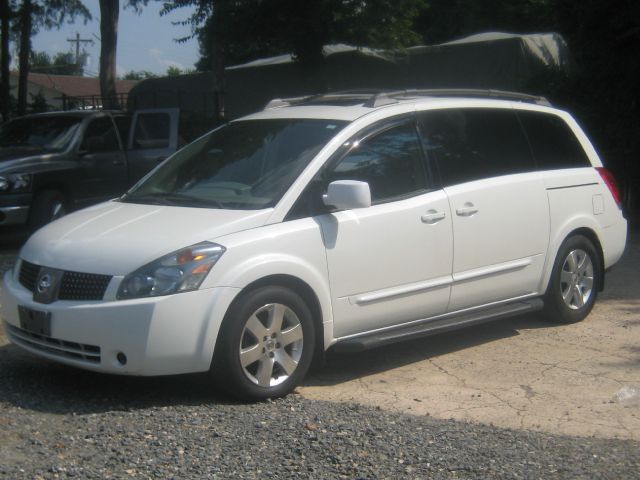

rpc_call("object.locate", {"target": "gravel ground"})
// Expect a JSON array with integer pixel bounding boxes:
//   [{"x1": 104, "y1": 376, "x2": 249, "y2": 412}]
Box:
[{"x1": 1, "y1": 336, "x2": 639, "y2": 479}]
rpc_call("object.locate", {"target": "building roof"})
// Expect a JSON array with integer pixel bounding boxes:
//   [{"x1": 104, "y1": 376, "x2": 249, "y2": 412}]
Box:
[{"x1": 12, "y1": 72, "x2": 138, "y2": 98}]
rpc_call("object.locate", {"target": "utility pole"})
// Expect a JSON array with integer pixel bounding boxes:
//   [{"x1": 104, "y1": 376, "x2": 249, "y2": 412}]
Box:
[{"x1": 67, "y1": 32, "x2": 92, "y2": 74}]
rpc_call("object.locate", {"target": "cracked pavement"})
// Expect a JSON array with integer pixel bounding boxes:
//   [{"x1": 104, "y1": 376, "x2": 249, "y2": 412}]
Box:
[{"x1": 301, "y1": 231, "x2": 640, "y2": 440}]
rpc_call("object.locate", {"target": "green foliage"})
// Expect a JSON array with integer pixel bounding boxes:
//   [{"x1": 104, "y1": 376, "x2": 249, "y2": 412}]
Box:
[
  {"x1": 163, "y1": 0, "x2": 428, "y2": 70},
  {"x1": 121, "y1": 69, "x2": 156, "y2": 80},
  {"x1": 166, "y1": 65, "x2": 182, "y2": 76},
  {"x1": 30, "y1": 49, "x2": 80, "y2": 74},
  {"x1": 28, "y1": 89, "x2": 47, "y2": 111},
  {"x1": 22, "y1": 0, "x2": 91, "y2": 34}
]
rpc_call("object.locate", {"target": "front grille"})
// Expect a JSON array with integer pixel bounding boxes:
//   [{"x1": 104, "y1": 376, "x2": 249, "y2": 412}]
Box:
[
  {"x1": 18, "y1": 260, "x2": 39, "y2": 292},
  {"x1": 6, "y1": 323, "x2": 101, "y2": 364},
  {"x1": 59, "y1": 271, "x2": 112, "y2": 301},
  {"x1": 18, "y1": 260, "x2": 112, "y2": 302}
]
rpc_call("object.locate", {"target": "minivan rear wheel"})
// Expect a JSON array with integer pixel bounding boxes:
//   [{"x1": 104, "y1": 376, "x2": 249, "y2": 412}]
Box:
[
  {"x1": 543, "y1": 235, "x2": 600, "y2": 324},
  {"x1": 211, "y1": 286, "x2": 315, "y2": 400}
]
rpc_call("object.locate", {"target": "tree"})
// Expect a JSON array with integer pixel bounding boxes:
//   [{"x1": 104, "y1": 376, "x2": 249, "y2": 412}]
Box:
[
  {"x1": 120, "y1": 69, "x2": 156, "y2": 80},
  {"x1": 166, "y1": 65, "x2": 182, "y2": 76},
  {"x1": 0, "y1": 0, "x2": 14, "y2": 122},
  {"x1": 30, "y1": 50, "x2": 81, "y2": 75},
  {"x1": 98, "y1": 0, "x2": 148, "y2": 109},
  {"x1": 163, "y1": 0, "x2": 427, "y2": 120},
  {"x1": 98, "y1": 0, "x2": 119, "y2": 109},
  {"x1": 14, "y1": 0, "x2": 90, "y2": 115}
]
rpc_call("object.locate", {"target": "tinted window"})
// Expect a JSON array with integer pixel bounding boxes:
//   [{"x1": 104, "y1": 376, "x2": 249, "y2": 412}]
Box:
[
  {"x1": 133, "y1": 113, "x2": 170, "y2": 149},
  {"x1": 517, "y1": 111, "x2": 590, "y2": 169},
  {"x1": 82, "y1": 117, "x2": 120, "y2": 152},
  {"x1": 419, "y1": 109, "x2": 534, "y2": 186},
  {"x1": 0, "y1": 116, "x2": 82, "y2": 151},
  {"x1": 329, "y1": 122, "x2": 426, "y2": 203}
]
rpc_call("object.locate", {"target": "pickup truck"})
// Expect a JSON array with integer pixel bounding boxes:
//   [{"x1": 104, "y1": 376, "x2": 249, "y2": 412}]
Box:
[{"x1": 0, "y1": 108, "x2": 180, "y2": 231}]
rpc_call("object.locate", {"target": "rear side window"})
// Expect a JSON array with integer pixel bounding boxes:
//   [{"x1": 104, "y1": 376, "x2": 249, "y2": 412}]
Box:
[
  {"x1": 418, "y1": 109, "x2": 534, "y2": 187},
  {"x1": 517, "y1": 111, "x2": 590, "y2": 169}
]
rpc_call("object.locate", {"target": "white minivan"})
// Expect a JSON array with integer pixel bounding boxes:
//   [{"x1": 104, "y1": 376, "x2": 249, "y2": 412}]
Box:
[{"x1": 1, "y1": 90, "x2": 627, "y2": 399}]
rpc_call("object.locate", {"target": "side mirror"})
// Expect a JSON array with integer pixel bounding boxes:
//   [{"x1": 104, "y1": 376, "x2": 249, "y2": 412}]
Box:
[
  {"x1": 323, "y1": 180, "x2": 371, "y2": 210},
  {"x1": 80, "y1": 136, "x2": 105, "y2": 154}
]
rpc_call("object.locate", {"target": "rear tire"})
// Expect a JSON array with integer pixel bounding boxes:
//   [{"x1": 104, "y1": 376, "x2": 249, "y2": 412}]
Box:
[
  {"x1": 211, "y1": 286, "x2": 316, "y2": 400},
  {"x1": 543, "y1": 235, "x2": 600, "y2": 324},
  {"x1": 29, "y1": 190, "x2": 67, "y2": 232}
]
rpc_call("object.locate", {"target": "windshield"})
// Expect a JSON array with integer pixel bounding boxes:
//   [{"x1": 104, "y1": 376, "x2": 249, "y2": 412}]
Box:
[
  {"x1": 122, "y1": 118, "x2": 347, "y2": 210},
  {"x1": 0, "y1": 116, "x2": 83, "y2": 151}
]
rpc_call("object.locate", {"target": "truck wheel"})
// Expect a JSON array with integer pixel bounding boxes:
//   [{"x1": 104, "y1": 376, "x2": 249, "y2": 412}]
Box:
[
  {"x1": 29, "y1": 190, "x2": 67, "y2": 232},
  {"x1": 543, "y1": 235, "x2": 600, "y2": 324},
  {"x1": 211, "y1": 286, "x2": 316, "y2": 400}
]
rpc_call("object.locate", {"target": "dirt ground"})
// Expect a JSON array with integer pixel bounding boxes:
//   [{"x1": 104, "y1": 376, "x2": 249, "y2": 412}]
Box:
[
  {"x1": 302, "y1": 231, "x2": 640, "y2": 440},
  {"x1": 1, "y1": 231, "x2": 638, "y2": 441}
]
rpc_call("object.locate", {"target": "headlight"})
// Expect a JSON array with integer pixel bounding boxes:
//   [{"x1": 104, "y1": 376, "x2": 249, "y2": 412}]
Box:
[
  {"x1": 0, "y1": 173, "x2": 32, "y2": 193},
  {"x1": 117, "y1": 242, "x2": 226, "y2": 299}
]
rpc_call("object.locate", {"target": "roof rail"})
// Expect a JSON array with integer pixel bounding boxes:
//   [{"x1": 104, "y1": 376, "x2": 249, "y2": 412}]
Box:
[
  {"x1": 264, "y1": 88, "x2": 551, "y2": 110},
  {"x1": 363, "y1": 89, "x2": 552, "y2": 107},
  {"x1": 264, "y1": 91, "x2": 376, "y2": 109}
]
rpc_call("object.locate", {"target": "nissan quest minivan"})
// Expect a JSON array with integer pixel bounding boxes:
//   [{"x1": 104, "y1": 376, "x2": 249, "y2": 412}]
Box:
[{"x1": 1, "y1": 90, "x2": 627, "y2": 399}]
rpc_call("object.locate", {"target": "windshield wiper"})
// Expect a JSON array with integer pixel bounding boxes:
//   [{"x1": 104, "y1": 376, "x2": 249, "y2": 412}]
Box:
[{"x1": 122, "y1": 192, "x2": 226, "y2": 208}]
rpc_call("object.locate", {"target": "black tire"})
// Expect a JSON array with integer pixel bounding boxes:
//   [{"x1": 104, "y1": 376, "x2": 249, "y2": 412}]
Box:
[
  {"x1": 211, "y1": 285, "x2": 316, "y2": 400},
  {"x1": 543, "y1": 235, "x2": 600, "y2": 324},
  {"x1": 29, "y1": 190, "x2": 67, "y2": 232}
]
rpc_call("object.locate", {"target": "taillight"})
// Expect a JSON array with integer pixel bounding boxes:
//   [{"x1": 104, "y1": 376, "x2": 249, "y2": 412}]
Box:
[{"x1": 596, "y1": 167, "x2": 622, "y2": 209}]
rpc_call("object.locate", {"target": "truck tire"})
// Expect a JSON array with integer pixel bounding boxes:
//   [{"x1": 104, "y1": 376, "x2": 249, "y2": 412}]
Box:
[{"x1": 29, "y1": 190, "x2": 67, "y2": 232}]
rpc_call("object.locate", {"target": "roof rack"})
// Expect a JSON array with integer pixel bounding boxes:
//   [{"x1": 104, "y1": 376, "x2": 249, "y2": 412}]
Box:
[{"x1": 264, "y1": 88, "x2": 551, "y2": 110}]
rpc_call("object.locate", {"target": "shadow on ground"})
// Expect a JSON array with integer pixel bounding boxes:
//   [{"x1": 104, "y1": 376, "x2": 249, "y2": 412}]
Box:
[
  {"x1": 0, "y1": 313, "x2": 553, "y2": 415},
  {"x1": 0, "y1": 342, "x2": 235, "y2": 415},
  {"x1": 305, "y1": 312, "x2": 556, "y2": 387}
]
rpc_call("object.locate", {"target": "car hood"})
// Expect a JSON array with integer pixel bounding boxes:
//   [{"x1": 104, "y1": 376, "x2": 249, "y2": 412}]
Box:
[
  {"x1": 21, "y1": 201, "x2": 273, "y2": 276},
  {"x1": 0, "y1": 147, "x2": 67, "y2": 173}
]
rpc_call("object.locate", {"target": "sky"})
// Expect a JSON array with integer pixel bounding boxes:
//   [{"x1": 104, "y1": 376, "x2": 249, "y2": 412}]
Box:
[{"x1": 28, "y1": 0, "x2": 199, "y2": 77}]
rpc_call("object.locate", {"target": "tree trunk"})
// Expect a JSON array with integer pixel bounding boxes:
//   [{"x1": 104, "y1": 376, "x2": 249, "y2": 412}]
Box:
[
  {"x1": 17, "y1": 0, "x2": 32, "y2": 116},
  {"x1": 99, "y1": 0, "x2": 119, "y2": 109},
  {"x1": 0, "y1": 0, "x2": 11, "y2": 121},
  {"x1": 210, "y1": 1, "x2": 226, "y2": 121}
]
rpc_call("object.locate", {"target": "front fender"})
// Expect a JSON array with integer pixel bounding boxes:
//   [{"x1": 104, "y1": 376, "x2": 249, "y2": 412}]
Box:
[{"x1": 205, "y1": 221, "x2": 335, "y2": 350}]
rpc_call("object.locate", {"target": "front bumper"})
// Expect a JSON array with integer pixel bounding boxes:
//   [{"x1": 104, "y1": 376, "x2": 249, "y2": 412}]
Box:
[{"x1": 1, "y1": 268, "x2": 240, "y2": 375}]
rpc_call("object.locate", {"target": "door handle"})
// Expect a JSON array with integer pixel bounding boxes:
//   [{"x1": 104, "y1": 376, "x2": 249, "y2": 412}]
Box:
[
  {"x1": 421, "y1": 210, "x2": 446, "y2": 224},
  {"x1": 456, "y1": 202, "x2": 478, "y2": 217}
]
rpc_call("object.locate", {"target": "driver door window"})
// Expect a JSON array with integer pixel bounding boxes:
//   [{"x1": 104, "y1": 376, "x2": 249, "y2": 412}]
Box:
[{"x1": 329, "y1": 121, "x2": 428, "y2": 203}]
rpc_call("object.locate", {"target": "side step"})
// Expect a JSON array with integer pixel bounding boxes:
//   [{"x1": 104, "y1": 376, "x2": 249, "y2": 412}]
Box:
[{"x1": 332, "y1": 299, "x2": 544, "y2": 353}]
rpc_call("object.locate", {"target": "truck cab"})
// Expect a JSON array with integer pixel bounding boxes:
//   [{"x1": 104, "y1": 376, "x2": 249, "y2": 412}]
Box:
[{"x1": 0, "y1": 108, "x2": 179, "y2": 231}]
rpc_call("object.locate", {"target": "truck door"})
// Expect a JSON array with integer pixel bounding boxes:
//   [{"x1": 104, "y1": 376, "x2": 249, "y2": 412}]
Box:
[
  {"x1": 127, "y1": 108, "x2": 180, "y2": 184},
  {"x1": 75, "y1": 115, "x2": 128, "y2": 207}
]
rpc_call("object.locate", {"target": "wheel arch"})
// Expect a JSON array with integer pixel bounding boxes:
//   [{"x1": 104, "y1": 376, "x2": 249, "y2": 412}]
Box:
[
  {"x1": 542, "y1": 225, "x2": 605, "y2": 294},
  {"x1": 239, "y1": 274, "x2": 326, "y2": 364},
  {"x1": 213, "y1": 272, "x2": 331, "y2": 371}
]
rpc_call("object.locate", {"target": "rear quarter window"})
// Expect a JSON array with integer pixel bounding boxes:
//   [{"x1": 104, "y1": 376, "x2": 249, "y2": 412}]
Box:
[{"x1": 517, "y1": 111, "x2": 591, "y2": 170}]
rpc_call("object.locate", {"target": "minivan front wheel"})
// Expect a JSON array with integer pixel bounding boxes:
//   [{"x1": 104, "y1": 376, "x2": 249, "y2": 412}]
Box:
[
  {"x1": 544, "y1": 235, "x2": 600, "y2": 324},
  {"x1": 212, "y1": 286, "x2": 315, "y2": 400}
]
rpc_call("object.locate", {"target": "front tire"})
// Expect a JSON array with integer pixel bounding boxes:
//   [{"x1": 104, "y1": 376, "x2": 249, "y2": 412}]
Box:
[
  {"x1": 543, "y1": 235, "x2": 600, "y2": 324},
  {"x1": 211, "y1": 286, "x2": 316, "y2": 400}
]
